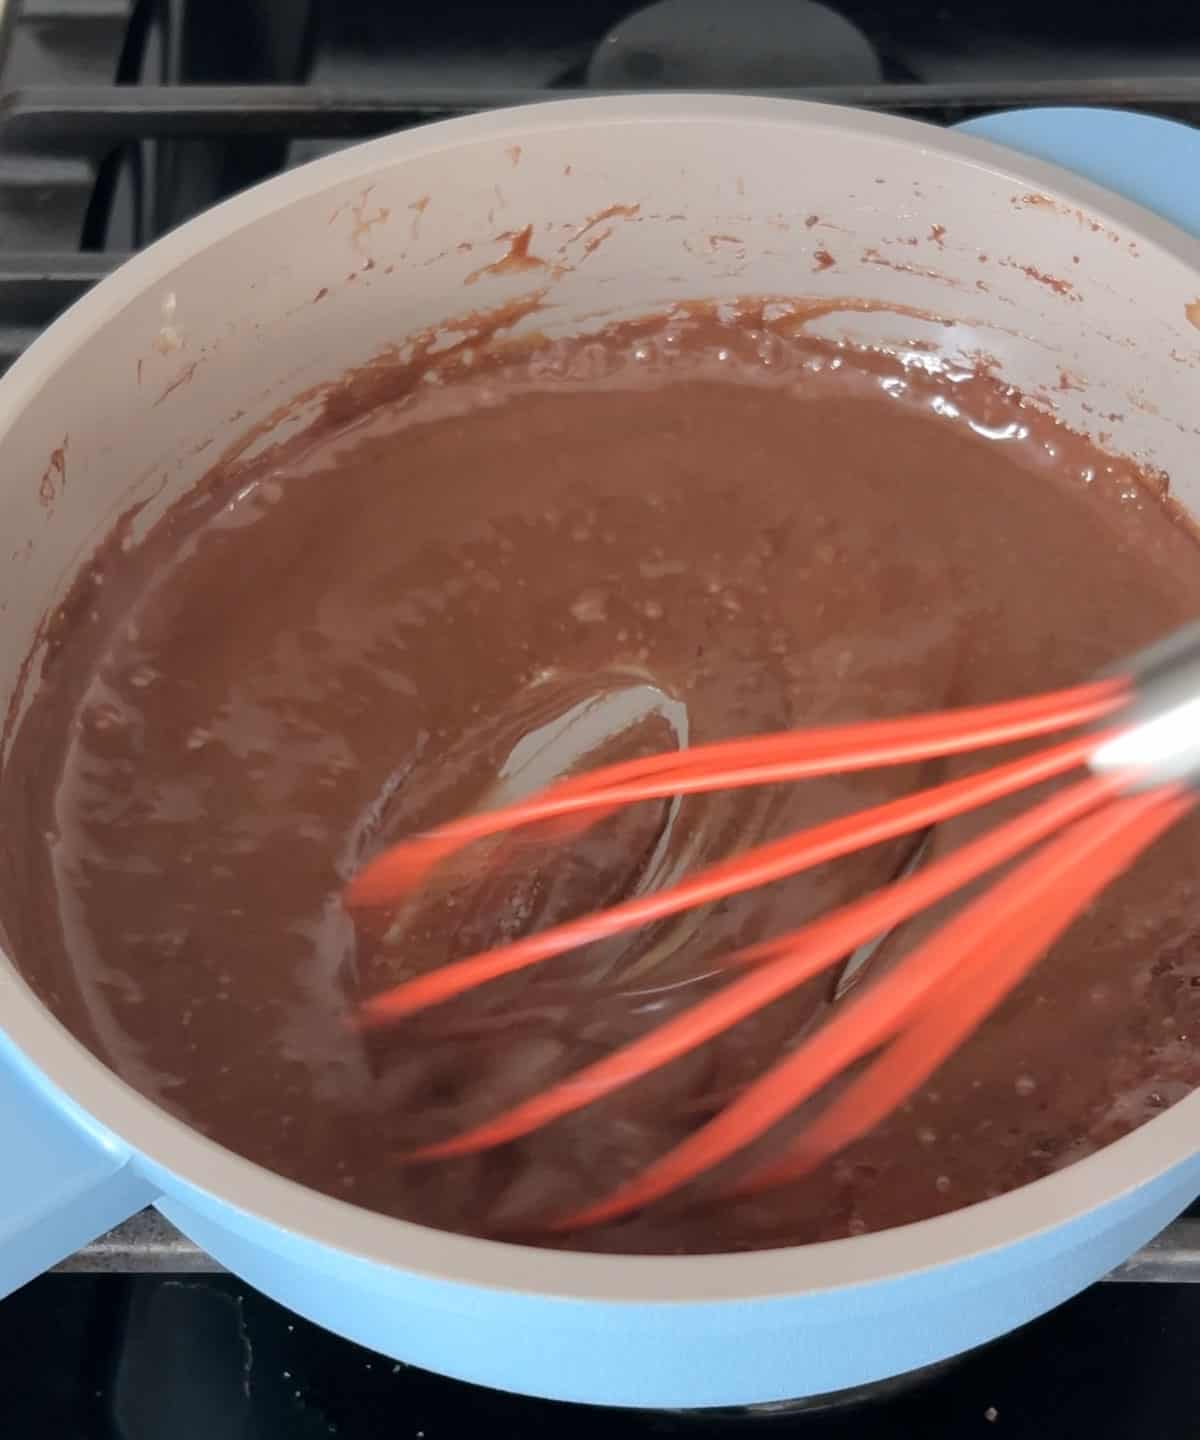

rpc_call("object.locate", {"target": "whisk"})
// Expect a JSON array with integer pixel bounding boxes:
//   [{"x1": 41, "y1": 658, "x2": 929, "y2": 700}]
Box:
[{"x1": 344, "y1": 623, "x2": 1200, "y2": 1232}]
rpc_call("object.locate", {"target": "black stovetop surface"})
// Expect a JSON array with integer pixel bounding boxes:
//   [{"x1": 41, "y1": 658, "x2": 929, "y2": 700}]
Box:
[{"x1": 2, "y1": 1268, "x2": 1197, "y2": 1438}]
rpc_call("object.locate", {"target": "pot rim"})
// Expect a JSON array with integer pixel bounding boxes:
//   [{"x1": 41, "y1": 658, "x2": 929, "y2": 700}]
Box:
[{"x1": 3, "y1": 92, "x2": 1199, "y2": 1305}]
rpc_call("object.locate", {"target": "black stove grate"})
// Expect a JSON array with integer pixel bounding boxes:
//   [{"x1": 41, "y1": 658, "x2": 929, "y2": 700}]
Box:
[{"x1": 6, "y1": 72, "x2": 1200, "y2": 156}]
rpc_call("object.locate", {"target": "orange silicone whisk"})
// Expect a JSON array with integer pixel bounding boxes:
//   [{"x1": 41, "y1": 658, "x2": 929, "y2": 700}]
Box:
[{"x1": 344, "y1": 621, "x2": 1200, "y2": 1231}]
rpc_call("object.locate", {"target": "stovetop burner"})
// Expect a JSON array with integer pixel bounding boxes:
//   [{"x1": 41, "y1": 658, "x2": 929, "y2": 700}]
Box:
[{"x1": 585, "y1": 0, "x2": 884, "y2": 89}]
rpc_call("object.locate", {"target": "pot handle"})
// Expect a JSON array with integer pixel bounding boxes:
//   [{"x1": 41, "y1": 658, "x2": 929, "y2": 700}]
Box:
[
  {"x1": 953, "y1": 108, "x2": 1200, "y2": 240},
  {"x1": 0, "y1": 1027, "x2": 154, "y2": 1296}
]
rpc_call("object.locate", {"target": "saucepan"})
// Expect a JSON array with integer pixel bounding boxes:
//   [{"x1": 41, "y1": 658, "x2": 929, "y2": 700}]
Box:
[{"x1": 3, "y1": 95, "x2": 1200, "y2": 1409}]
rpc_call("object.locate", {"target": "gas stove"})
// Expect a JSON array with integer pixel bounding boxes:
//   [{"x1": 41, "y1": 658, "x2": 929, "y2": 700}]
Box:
[{"x1": 6, "y1": 2, "x2": 1200, "y2": 1435}]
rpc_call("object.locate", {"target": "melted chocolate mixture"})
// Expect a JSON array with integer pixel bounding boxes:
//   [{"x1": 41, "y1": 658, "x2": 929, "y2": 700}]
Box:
[{"x1": 5, "y1": 306, "x2": 1200, "y2": 1254}]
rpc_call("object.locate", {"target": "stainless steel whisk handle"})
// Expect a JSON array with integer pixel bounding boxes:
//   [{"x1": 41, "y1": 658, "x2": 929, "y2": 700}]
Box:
[{"x1": 1090, "y1": 620, "x2": 1200, "y2": 788}]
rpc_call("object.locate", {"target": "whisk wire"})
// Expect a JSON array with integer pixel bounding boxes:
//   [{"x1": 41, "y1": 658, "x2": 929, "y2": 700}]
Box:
[
  {"x1": 356, "y1": 730, "x2": 1111, "y2": 1029},
  {"x1": 405, "y1": 769, "x2": 1124, "y2": 1164},
  {"x1": 555, "y1": 784, "x2": 1189, "y2": 1230},
  {"x1": 732, "y1": 785, "x2": 1192, "y2": 1198},
  {"x1": 345, "y1": 678, "x2": 1126, "y2": 910}
]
